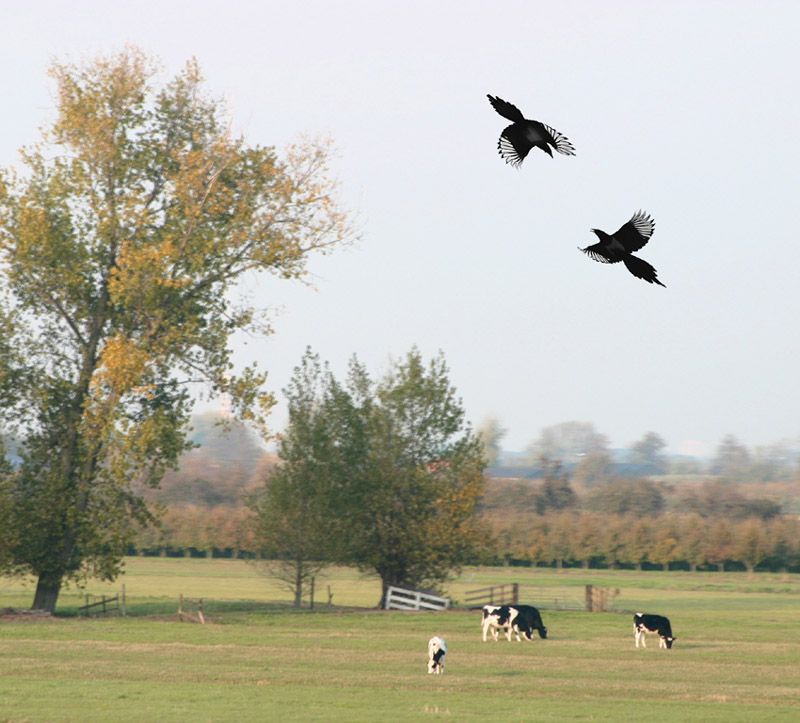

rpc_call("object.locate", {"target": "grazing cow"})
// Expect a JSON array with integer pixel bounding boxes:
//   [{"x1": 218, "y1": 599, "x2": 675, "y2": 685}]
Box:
[
  {"x1": 481, "y1": 604, "x2": 547, "y2": 642},
  {"x1": 512, "y1": 604, "x2": 548, "y2": 640},
  {"x1": 633, "y1": 613, "x2": 675, "y2": 649},
  {"x1": 482, "y1": 605, "x2": 519, "y2": 641},
  {"x1": 427, "y1": 636, "x2": 447, "y2": 674}
]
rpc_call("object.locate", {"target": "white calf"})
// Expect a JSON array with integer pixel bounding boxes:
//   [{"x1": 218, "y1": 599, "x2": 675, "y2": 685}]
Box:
[{"x1": 427, "y1": 636, "x2": 447, "y2": 674}]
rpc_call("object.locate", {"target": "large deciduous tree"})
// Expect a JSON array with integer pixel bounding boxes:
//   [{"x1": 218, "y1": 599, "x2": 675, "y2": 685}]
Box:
[{"x1": 0, "y1": 48, "x2": 354, "y2": 611}]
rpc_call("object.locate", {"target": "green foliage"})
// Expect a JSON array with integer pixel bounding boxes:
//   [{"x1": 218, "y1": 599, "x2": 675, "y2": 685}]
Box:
[
  {"x1": 248, "y1": 349, "x2": 345, "y2": 605},
  {"x1": 0, "y1": 48, "x2": 354, "y2": 611},
  {"x1": 250, "y1": 347, "x2": 488, "y2": 606},
  {"x1": 0, "y1": 439, "x2": 15, "y2": 568}
]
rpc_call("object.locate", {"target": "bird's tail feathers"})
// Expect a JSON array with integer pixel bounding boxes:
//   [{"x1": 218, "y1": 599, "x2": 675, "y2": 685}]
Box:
[
  {"x1": 623, "y1": 255, "x2": 666, "y2": 287},
  {"x1": 543, "y1": 124, "x2": 576, "y2": 156}
]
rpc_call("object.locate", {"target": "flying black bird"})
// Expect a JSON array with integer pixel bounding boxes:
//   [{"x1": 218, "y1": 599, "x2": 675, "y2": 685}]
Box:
[
  {"x1": 580, "y1": 211, "x2": 666, "y2": 287},
  {"x1": 487, "y1": 94, "x2": 576, "y2": 167}
]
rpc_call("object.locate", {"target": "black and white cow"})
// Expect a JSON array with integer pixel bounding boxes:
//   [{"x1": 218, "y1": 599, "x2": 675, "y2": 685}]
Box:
[
  {"x1": 482, "y1": 604, "x2": 547, "y2": 642},
  {"x1": 482, "y1": 605, "x2": 518, "y2": 641},
  {"x1": 513, "y1": 604, "x2": 548, "y2": 640},
  {"x1": 633, "y1": 613, "x2": 675, "y2": 649},
  {"x1": 427, "y1": 636, "x2": 447, "y2": 674}
]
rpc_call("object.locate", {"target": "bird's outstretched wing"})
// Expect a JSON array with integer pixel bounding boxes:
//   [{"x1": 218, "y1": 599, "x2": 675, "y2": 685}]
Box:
[
  {"x1": 497, "y1": 127, "x2": 529, "y2": 167},
  {"x1": 542, "y1": 124, "x2": 576, "y2": 156},
  {"x1": 579, "y1": 243, "x2": 620, "y2": 264},
  {"x1": 487, "y1": 95, "x2": 525, "y2": 123},
  {"x1": 612, "y1": 210, "x2": 655, "y2": 253}
]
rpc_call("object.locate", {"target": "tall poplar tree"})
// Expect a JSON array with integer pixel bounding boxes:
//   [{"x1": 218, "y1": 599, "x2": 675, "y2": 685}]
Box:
[{"x1": 0, "y1": 48, "x2": 354, "y2": 611}]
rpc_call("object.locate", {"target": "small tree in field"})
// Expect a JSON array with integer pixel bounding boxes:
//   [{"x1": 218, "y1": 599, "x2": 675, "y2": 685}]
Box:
[
  {"x1": 248, "y1": 350, "x2": 345, "y2": 607},
  {"x1": 346, "y1": 349, "x2": 488, "y2": 606},
  {"x1": 0, "y1": 49, "x2": 355, "y2": 612},
  {"x1": 251, "y1": 347, "x2": 488, "y2": 607}
]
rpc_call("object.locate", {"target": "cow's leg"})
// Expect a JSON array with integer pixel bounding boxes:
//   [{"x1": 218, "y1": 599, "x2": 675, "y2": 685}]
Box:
[{"x1": 659, "y1": 636, "x2": 666, "y2": 649}]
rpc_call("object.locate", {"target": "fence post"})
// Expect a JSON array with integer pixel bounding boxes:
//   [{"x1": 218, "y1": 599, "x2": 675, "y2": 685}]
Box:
[
  {"x1": 585, "y1": 584, "x2": 593, "y2": 612},
  {"x1": 512, "y1": 583, "x2": 519, "y2": 605},
  {"x1": 310, "y1": 576, "x2": 315, "y2": 610},
  {"x1": 121, "y1": 584, "x2": 126, "y2": 617}
]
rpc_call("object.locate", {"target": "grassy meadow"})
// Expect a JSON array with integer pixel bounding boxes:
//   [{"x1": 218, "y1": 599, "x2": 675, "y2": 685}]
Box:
[{"x1": 2, "y1": 560, "x2": 799, "y2": 721}]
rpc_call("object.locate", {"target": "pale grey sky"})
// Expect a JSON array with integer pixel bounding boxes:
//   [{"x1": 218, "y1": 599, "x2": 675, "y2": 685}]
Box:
[{"x1": 3, "y1": 0, "x2": 799, "y2": 455}]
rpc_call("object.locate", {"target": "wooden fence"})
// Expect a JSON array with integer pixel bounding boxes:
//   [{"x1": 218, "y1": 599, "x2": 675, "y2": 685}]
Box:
[
  {"x1": 464, "y1": 584, "x2": 617, "y2": 612},
  {"x1": 78, "y1": 586, "x2": 126, "y2": 617},
  {"x1": 177, "y1": 594, "x2": 205, "y2": 623},
  {"x1": 464, "y1": 583, "x2": 519, "y2": 607},
  {"x1": 384, "y1": 586, "x2": 450, "y2": 611}
]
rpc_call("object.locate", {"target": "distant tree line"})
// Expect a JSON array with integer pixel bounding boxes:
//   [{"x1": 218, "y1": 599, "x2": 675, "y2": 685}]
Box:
[
  {"x1": 483, "y1": 510, "x2": 799, "y2": 574},
  {"x1": 516, "y1": 423, "x2": 800, "y2": 486},
  {"x1": 128, "y1": 500, "x2": 800, "y2": 575}
]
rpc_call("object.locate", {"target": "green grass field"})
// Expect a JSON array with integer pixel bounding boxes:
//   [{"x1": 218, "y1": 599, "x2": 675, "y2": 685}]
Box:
[{"x1": 2, "y1": 560, "x2": 799, "y2": 721}]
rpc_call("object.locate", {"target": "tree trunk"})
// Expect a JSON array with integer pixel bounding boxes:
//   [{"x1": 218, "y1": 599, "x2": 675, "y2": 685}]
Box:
[
  {"x1": 690, "y1": 562, "x2": 697, "y2": 572},
  {"x1": 31, "y1": 571, "x2": 64, "y2": 613},
  {"x1": 717, "y1": 562, "x2": 724, "y2": 572},
  {"x1": 662, "y1": 562, "x2": 669, "y2": 572},
  {"x1": 635, "y1": 562, "x2": 642, "y2": 571},
  {"x1": 293, "y1": 561, "x2": 303, "y2": 608},
  {"x1": 582, "y1": 559, "x2": 590, "y2": 570}
]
